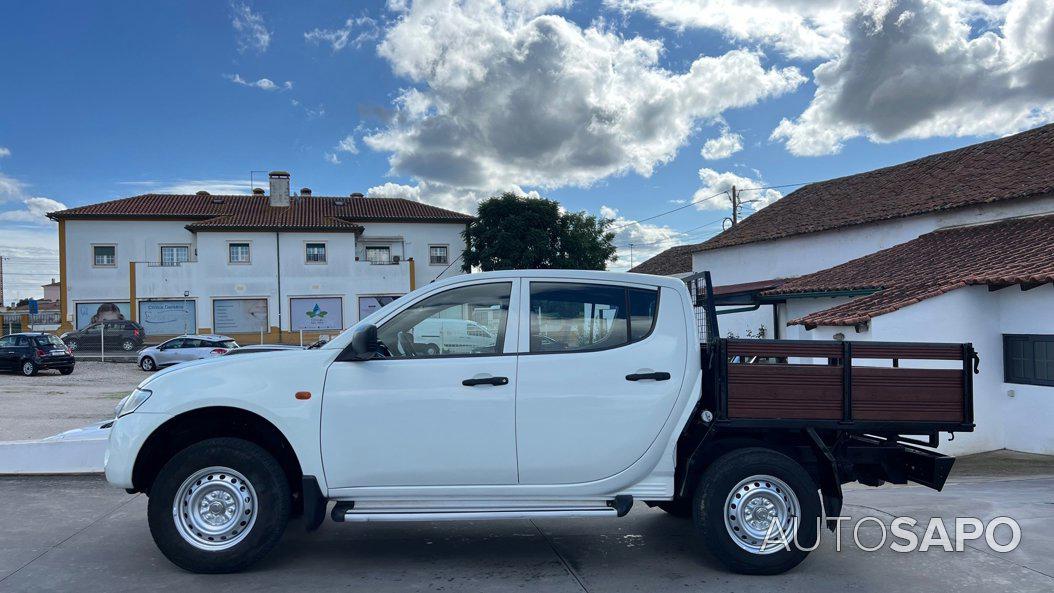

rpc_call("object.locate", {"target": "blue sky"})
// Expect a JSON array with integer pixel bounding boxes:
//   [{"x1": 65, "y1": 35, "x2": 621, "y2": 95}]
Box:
[{"x1": 2, "y1": 0, "x2": 1051, "y2": 301}]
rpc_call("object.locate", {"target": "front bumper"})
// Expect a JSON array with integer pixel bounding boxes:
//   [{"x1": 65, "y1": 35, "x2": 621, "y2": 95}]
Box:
[{"x1": 103, "y1": 412, "x2": 173, "y2": 489}]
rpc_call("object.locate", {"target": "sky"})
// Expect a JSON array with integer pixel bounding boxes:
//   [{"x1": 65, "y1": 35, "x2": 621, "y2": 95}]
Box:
[{"x1": 1, "y1": 0, "x2": 1052, "y2": 302}]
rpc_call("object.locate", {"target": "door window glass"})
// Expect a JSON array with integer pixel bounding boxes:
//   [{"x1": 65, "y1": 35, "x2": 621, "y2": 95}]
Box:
[
  {"x1": 0, "y1": 336, "x2": 13, "y2": 347},
  {"x1": 529, "y1": 283, "x2": 658, "y2": 353},
  {"x1": 377, "y1": 283, "x2": 511, "y2": 358},
  {"x1": 161, "y1": 338, "x2": 185, "y2": 349},
  {"x1": 84, "y1": 324, "x2": 101, "y2": 335}
]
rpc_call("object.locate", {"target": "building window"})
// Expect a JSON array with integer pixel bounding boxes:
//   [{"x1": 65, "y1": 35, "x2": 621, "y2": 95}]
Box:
[
  {"x1": 429, "y1": 245, "x2": 449, "y2": 265},
  {"x1": 306, "y1": 242, "x2": 327, "y2": 264},
  {"x1": 229, "y1": 242, "x2": 251, "y2": 264},
  {"x1": 93, "y1": 245, "x2": 116, "y2": 267},
  {"x1": 160, "y1": 245, "x2": 190, "y2": 266},
  {"x1": 1004, "y1": 334, "x2": 1054, "y2": 387},
  {"x1": 365, "y1": 246, "x2": 391, "y2": 264}
]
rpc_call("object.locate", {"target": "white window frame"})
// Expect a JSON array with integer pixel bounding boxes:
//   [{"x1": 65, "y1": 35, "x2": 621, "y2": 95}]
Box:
[
  {"x1": 159, "y1": 244, "x2": 191, "y2": 266},
  {"x1": 305, "y1": 241, "x2": 328, "y2": 265},
  {"x1": 227, "y1": 241, "x2": 252, "y2": 265},
  {"x1": 365, "y1": 245, "x2": 391, "y2": 265},
  {"x1": 429, "y1": 244, "x2": 450, "y2": 266},
  {"x1": 92, "y1": 244, "x2": 117, "y2": 268}
]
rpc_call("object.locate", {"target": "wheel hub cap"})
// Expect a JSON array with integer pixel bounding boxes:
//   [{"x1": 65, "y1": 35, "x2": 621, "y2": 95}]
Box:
[
  {"x1": 724, "y1": 474, "x2": 800, "y2": 555},
  {"x1": 172, "y1": 466, "x2": 257, "y2": 551}
]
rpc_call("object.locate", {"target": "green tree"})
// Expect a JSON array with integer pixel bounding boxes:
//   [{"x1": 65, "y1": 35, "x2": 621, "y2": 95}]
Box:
[{"x1": 462, "y1": 193, "x2": 617, "y2": 271}]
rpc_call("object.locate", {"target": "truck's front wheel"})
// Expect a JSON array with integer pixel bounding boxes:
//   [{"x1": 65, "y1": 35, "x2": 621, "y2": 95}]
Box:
[
  {"x1": 147, "y1": 437, "x2": 291, "y2": 573},
  {"x1": 693, "y1": 448, "x2": 820, "y2": 575}
]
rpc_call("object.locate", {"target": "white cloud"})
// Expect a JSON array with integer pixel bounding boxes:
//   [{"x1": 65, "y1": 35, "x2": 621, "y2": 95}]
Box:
[
  {"x1": 324, "y1": 152, "x2": 341, "y2": 165},
  {"x1": 230, "y1": 1, "x2": 271, "y2": 53},
  {"x1": 0, "y1": 172, "x2": 27, "y2": 202},
  {"x1": 305, "y1": 15, "x2": 380, "y2": 51},
  {"x1": 336, "y1": 135, "x2": 359, "y2": 154},
  {"x1": 693, "y1": 168, "x2": 782, "y2": 211},
  {"x1": 771, "y1": 0, "x2": 1054, "y2": 155},
  {"x1": 225, "y1": 74, "x2": 292, "y2": 91},
  {"x1": 700, "y1": 127, "x2": 743, "y2": 160},
  {"x1": 0, "y1": 147, "x2": 10, "y2": 158},
  {"x1": 118, "y1": 179, "x2": 253, "y2": 195},
  {"x1": 0, "y1": 197, "x2": 67, "y2": 224},
  {"x1": 365, "y1": 0, "x2": 804, "y2": 196},
  {"x1": 605, "y1": 0, "x2": 853, "y2": 60},
  {"x1": 599, "y1": 205, "x2": 686, "y2": 270}
]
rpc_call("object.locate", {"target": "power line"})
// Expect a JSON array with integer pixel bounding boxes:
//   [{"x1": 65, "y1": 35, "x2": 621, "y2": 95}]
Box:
[{"x1": 607, "y1": 190, "x2": 729, "y2": 232}]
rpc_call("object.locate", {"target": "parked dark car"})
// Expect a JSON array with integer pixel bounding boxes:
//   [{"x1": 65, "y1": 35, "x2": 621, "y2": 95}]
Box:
[
  {"x1": 60, "y1": 320, "x2": 145, "y2": 352},
  {"x1": 0, "y1": 332, "x2": 75, "y2": 376}
]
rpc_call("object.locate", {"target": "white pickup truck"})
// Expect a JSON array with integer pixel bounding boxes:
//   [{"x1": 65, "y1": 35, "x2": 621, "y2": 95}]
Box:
[{"x1": 106, "y1": 269, "x2": 975, "y2": 575}]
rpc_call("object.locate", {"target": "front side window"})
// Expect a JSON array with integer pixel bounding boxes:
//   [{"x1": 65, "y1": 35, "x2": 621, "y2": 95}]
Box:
[
  {"x1": 161, "y1": 245, "x2": 190, "y2": 266},
  {"x1": 529, "y1": 282, "x2": 658, "y2": 353},
  {"x1": 365, "y1": 246, "x2": 391, "y2": 264},
  {"x1": 0, "y1": 336, "x2": 13, "y2": 348},
  {"x1": 229, "y1": 242, "x2": 251, "y2": 264},
  {"x1": 429, "y1": 245, "x2": 449, "y2": 265},
  {"x1": 93, "y1": 245, "x2": 116, "y2": 267},
  {"x1": 306, "y1": 242, "x2": 327, "y2": 263},
  {"x1": 1005, "y1": 334, "x2": 1054, "y2": 387},
  {"x1": 377, "y1": 282, "x2": 511, "y2": 358}
]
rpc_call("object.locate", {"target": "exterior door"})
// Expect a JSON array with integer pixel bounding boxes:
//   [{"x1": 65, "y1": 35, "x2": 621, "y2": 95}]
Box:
[
  {"x1": 322, "y1": 280, "x2": 519, "y2": 489},
  {"x1": 515, "y1": 280, "x2": 688, "y2": 485},
  {"x1": 82, "y1": 324, "x2": 103, "y2": 350},
  {"x1": 0, "y1": 336, "x2": 14, "y2": 370},
  {"x1": 155, "y1": 338, "x2": 186, "y2": 365}
]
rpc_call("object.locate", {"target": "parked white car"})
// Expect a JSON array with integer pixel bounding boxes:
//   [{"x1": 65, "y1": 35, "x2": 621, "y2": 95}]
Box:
[
  {"x1": 137, "y1": 335, "x2": 239, "y2": 371},
  {"x1": 409, "y1": 317, "x2": 497, "y2": 355},
  {"x1": 105, "y1": 270, "x2": 974, "y2": 575}
]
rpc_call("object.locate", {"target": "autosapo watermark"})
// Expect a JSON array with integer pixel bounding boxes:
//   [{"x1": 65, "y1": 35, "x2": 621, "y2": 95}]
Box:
[{"x1": 757, "y1": 515, "x2": 1021, "y2": 553}]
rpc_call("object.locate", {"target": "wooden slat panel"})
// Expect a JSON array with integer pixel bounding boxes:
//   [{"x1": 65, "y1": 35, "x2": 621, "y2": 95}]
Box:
[
  {"x1": 727, "y1": 365, "x2": 843, "y2": 420},
  {"x1": 852, "y1": 343, "x2": 963, "y2": 360},
  {"x1": 726, "y1": 339, "x2": 842, "y2": 358},
  {"x1": 852, "y1": 367, "x2": 963, "y2": 421}
]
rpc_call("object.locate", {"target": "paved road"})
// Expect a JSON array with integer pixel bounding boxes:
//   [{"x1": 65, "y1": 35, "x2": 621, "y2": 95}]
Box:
[{"x1": 1, "y1": 457, "x2": 1053, "y2": 592}]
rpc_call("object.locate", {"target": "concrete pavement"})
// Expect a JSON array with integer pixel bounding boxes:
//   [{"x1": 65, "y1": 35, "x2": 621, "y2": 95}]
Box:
[{"x1": 1, "y1": 452, "x2": 1053, "y2": 592}]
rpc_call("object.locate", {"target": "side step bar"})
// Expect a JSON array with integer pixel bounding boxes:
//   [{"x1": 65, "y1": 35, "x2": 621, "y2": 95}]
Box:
[{"x1": 331, "y1": 495, "x2": 634, "y2": 523}]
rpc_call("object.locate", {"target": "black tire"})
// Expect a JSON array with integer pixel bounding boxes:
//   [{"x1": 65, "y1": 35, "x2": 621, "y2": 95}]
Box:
[
  {"x1": 121, "y1": 339, "x2": 137, "y2": 351},
  {"x1": 655, "y1": 498, "x2": 693, "y2": 518},
  {"x1": 147, "y1": 437, "x2": 291, "y2": 573},
  {"x1": 693, "y1": 448, "x2": 820, "y2": 575},
  {"x1": 59, "y1": 366, "x2": 74, "y2": 375},
  {"x1": 140, "y1": 357, "x2": 156, "y2": 371},
  {"x1": 20, "y1": 360, "x2": 38, "y2": 377},
  {"x1": 424, "y1": 343, "x2": 440, "y2": 356}
]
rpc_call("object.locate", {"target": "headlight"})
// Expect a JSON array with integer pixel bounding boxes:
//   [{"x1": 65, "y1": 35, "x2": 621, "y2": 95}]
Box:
[{"x1": 116, "y1": 388, "x2": 152, "y2": 417}]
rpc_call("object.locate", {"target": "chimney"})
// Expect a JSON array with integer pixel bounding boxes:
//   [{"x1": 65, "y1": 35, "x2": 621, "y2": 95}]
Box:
[
  {"x1": 269, "y1": 171, "x2": 291, "y2": 207},
  {"x1": 300, "y1": 187, "x2": 312, "y2": 196}
]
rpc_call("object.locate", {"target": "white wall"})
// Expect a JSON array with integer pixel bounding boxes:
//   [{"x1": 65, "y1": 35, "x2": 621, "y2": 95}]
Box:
[
  {"x1": 64, "y1": 217, "x2": 468, "y2": 334},
  {"x1": 783, "y1": 285, "x2": 1054, "y2": 456},
  {"x1": 693, "y1": 194, "x2": 1054, "y2": 285}
]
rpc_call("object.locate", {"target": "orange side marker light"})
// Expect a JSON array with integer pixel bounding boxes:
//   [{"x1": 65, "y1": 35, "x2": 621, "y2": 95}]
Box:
[{"x1": 295, "y1": 391, "x2": 312, "y2": 400}]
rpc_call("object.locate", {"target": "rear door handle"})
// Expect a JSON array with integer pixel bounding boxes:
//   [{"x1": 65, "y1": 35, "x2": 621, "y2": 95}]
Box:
[
  {"x1": 626, "y1": 372, "x2": 671, "y2": 382},
  {"x1": 462, "y1": 376, "x2": 510, "y2": 387}
]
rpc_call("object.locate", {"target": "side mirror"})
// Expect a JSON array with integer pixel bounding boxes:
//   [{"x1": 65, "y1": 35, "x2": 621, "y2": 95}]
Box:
[{"x1": 339, "y1": 324, "x2": 380, "y2": 361}]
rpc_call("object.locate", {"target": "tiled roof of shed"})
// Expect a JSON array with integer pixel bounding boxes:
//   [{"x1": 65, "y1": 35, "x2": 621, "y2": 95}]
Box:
[
  {"x1": 628, "y1": 245, "x2": 695, "y2": 276},
  {"x1": 764, "y1": 214, "x2": 1054, "y2": 328}
]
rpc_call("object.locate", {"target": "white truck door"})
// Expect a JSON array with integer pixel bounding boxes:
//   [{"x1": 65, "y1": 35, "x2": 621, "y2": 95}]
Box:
[
  {"x1": 321, "y1": 280, "x2": 520, "y2": 488},
  {"x1": 515, "y1": 280, "x2": 687, "y2": 484}
]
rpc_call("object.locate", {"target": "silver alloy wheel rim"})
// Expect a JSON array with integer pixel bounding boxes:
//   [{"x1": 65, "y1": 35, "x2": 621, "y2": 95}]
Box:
[
  {"x1": 142, "y1": 358, "x2": 154, "y2": 370},
  {"x1": 22, "y1": 362, "x2": 34, "y2": 376},
  {"x1": 172, "y1": 466, "x2": 258, "y2": 551},
  {"x1": 123, "y1": 340, "x2": 135, "y2": 351},
  {"x1": 724, "y1": 474, "x2": 800, "y2": 555},
  {"x1": 68, "y1": 341, "x2": 78, "y2": 351}
]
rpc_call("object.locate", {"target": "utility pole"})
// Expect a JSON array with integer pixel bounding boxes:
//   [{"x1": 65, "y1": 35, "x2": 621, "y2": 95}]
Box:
[
  {"x1": 0, "y1": 256, "x2": 5, "y2": 310},
  {"x1": 629, "y1": 243, "x2": 635, "y2": 268},
  {"x1": 723, "y1": 185, "x2": 756, "y2": 230}
]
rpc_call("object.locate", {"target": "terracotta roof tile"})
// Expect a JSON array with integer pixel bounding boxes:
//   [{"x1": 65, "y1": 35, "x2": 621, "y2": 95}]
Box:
[
  {"x1": 764, "y1": 214, "x2": 1054, "y2": 327},
  {"x1": 628, "y1": 245, "x2": 695, "y2": 275},
  {"x1": 694, "y1": 123, "x2": 1054, "y2": 252},
  {"x1": 47, "y1": 194, "x2": 473, "y2": 231}
]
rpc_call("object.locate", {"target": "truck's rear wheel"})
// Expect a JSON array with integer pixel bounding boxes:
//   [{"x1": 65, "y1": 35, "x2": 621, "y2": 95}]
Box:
[
  {"x1": 147, "y1": 437, "x2": 290, "y2": 573},
  {"x1": 693, "y1": 448, "x2": 820, "y2": 575}
]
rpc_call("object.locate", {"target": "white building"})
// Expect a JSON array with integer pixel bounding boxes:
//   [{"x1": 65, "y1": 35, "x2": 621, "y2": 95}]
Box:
[
  {"x1": 47, "y1": 171, "x2": 472, "y2": 342},
  {"x1": 632, "y1": 123, "x2": 1054, "y2": 455}
]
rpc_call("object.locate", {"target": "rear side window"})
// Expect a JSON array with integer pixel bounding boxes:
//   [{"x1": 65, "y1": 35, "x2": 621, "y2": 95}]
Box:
[
  {"x1": 529, "y1": 282, "x2": 659, "y2": 353},
  {"x1": 35, "y1": 335, "x2": 65, "y2": 347},
  {"x1": 215, "y1": 340, "x2": 239, "y2": 349}
]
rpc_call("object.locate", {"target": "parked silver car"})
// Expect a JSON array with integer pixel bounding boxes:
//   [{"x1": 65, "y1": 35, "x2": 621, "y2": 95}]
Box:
[{"x1": 138, "y1": 335, "x2": 239, "y2": 371}]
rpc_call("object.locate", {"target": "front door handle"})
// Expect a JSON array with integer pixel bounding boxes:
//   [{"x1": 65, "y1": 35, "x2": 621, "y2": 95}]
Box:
[
  {"x1": 626, "y1": 372, "x2": 671, "y2": 382},
  {"x1": 462, "y1": 376, "x2": 510, "y2": 387}
]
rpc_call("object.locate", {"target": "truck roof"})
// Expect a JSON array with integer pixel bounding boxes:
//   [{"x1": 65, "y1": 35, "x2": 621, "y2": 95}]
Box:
[{"x1": 431, "y1": 269, "x2": 687, "y2": 291}]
